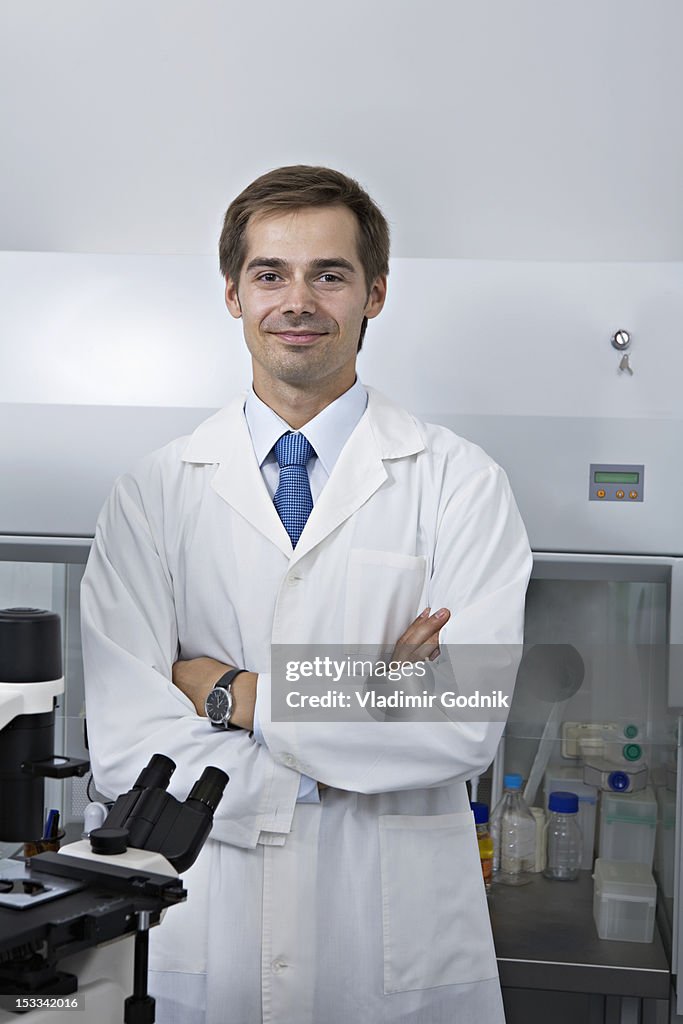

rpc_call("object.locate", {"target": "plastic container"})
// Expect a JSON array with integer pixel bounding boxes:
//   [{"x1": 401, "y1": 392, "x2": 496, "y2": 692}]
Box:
[
  {"x1": 593, "y1": 858, "x2": 656, "y2": 942},
  {"x1": 598, "y1": 786, "x2": 657, "y2": 869},
  {"x1": 584, "y1": 757, "x2": 649, "y2": 794},
  {"x1": 544, "y1": 765, "x2": 597, "y2": 869},
  {"x1": 544, "y1": 791, "x2": 582, "y2": 881},
  {"x1": 470, "y1": 801, "x2": 493, "y2": 893},
  {"x1": 23, "y1": 829, "x2": 65, "y2": 858},
  {"x1": 654, "y1": 786, "x2": 675, "y2": 899},
  {"x1": 529, "y1": 807, "x2": 547, "y2": 872},
  {"x1": 490, "y1": 773, "x2": 536, "y2": 886}
]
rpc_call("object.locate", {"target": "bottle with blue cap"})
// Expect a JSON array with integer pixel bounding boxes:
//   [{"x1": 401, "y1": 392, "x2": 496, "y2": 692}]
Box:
[
  {"x1": 490, "y1": 773, "x2": 536, "y2": 886},
  {"x1": 544, "y1": 791, "x2": 582, "y2": 881}
]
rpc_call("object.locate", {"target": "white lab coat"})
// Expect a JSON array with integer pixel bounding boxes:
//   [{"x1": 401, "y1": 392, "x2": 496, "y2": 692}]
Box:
[{"x1": 81, "y1": 386, "x2": 532, "y2": 1024}]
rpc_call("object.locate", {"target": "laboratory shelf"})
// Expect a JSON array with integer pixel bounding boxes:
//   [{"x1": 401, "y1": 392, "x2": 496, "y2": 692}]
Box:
[{"x1": 490, "y1": 870, "x2": 670, "y2": 1000}]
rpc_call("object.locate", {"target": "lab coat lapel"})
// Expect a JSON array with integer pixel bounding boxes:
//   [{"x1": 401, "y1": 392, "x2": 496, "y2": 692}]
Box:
[
  {"x1": 180, "y1": 387, "x2": 426, "y2": 564},
  {"x1": 181, "y1": 395, "x2": 293, "y2": 558},
  {"x1": 291, "y1": 387, "x2": 425, "y2": 565},
  {"x1": 291, "y1": 412, "x2": 387, "y2": 564}
]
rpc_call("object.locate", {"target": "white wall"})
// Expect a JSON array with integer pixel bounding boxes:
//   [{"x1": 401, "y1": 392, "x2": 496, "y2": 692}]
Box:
[
  {"x1": 1, "y1": 0, "x2": 682, "y2": 261},
  {"x1": 1, "y1": 252, "x2": 681, "y2": 421},
  {"x1": 1, "y1": 3, "x2": 681, "y2": 550},
  {"x1": 1, "y1": 250, "x2": 681, "y2": 551}
]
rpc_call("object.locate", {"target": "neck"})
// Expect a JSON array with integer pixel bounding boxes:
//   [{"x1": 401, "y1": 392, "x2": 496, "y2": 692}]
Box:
[{"x1": 252, "y1": 370, "x2": 357, "y2": 429}]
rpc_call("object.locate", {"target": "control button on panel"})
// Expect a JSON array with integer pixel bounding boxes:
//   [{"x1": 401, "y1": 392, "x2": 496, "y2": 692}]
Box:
[{"x1": 589, "y1": 464, "x2": 644, "y2": 502}]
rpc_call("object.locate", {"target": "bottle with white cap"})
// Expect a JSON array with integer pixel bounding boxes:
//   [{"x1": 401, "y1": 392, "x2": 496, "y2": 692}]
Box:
[
  {"x1": 544, "y1": 791, "x2": 582, "y2": 881},
  {"x1": 490, "y1": 773, "x2": 537, "y2": 886}
]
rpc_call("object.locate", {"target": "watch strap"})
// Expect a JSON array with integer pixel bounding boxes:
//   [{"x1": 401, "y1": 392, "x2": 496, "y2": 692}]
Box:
[{"x1": 212, "y1": 668, "x2": 247, "y2": 730}]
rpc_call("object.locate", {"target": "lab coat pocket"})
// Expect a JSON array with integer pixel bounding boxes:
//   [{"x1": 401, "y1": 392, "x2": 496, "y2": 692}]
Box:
[
  {"x1": 344, "y1": 549, "x2": 427, "y2": 646},
  {"x1": 378, "y1": 812, "x2": 498, "y2": 994}
]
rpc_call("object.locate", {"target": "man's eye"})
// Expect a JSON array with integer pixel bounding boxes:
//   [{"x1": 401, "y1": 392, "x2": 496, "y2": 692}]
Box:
[
  {"x1": 258, "y1": 273, "x2": 281, "y2": 283},
  {"x1": 318, "y1": 274, "x2": 342, "y2": 283}
]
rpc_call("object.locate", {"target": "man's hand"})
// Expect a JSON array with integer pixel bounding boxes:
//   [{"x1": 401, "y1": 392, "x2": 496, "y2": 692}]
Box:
[
  {"x1": 390, "y1": 606, "x2": 450, "y2": 663},
  {"x1": 172, "y1": 657, "x2": 257, "y2": 731}
]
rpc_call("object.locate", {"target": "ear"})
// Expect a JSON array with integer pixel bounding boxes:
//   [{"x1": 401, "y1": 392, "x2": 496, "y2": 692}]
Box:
[
  {"x1": 364, "y1": 275, "x2": 387, "y2": 320},
  {"x1": 225, "y1": 276, "x2": 242, "y2": 319}
]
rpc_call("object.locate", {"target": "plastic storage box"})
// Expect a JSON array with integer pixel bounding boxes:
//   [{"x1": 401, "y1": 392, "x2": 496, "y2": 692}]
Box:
[
  {"x1": 654, "y1": 785, "x2": 675, "y2": 899},
  {"x1": 598, "y1": 786, "x2": 657, "y2": 868},
  {"x1": 593, "y1": 859, "x2": 656, "y2": 943}
]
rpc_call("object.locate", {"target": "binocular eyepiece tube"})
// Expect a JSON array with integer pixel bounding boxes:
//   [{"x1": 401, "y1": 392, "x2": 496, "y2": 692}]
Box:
[
  {"x1": 132, "y1": 753, "x2": 176, "y2": 793},
  {"x1": 98, "y1": 755, "x2": 230, "y2": 873}
]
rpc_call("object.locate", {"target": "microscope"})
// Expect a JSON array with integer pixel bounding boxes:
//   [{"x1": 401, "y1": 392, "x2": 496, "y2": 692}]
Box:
[{"x1": 0, "y1": 608, "x2": 228, "y2": 1022}]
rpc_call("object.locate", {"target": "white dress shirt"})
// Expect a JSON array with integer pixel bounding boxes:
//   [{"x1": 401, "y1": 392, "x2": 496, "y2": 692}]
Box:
[{"x1": 244, "y1": 378, "x2": 368, "y2": 801}]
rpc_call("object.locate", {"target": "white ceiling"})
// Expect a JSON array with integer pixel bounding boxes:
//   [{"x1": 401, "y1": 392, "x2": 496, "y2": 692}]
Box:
[{"x1": 1, "y1": 0, "x2": 682, "y2": 260}]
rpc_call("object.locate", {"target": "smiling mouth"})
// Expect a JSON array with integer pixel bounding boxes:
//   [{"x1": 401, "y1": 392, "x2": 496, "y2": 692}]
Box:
[{"x1": 273, "y1": 331, "x2": 327, "y2": 345}]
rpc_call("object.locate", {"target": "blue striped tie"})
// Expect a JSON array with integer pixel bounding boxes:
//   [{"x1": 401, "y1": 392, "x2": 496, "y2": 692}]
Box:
[{"x1": 273, "y1": 432, "x2": 315, "y2": 547}]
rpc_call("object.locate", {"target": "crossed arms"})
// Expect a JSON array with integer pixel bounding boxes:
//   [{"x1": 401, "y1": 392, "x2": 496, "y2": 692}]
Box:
[{"x1": 172, "y1": 605, "x2": 450, "y2": 729}]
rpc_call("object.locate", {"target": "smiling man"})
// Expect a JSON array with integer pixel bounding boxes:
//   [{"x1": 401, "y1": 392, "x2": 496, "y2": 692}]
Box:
[{"x1": 81, "y1": 166, "x2": 532, "y2": 1024}]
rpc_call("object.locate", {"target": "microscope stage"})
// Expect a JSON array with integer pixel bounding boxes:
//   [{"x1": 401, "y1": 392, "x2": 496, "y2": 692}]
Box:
[{"x1": 0, "y1": 858, "x2": 85, "y2": 910}]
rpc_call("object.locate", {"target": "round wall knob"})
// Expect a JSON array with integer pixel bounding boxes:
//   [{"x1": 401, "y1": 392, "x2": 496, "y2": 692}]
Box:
[{"x1": 611, "y1": 330, "x2": 631, "y2": 351}]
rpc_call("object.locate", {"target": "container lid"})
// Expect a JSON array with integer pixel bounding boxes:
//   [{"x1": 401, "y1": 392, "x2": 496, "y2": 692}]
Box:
[
  {"x1": 593, "y1": 858, "x2": 657, "y2": 900},
  {"x1": 548, "y1": 791, "x2": 579, "y2": 814},
  {"x1": 503, "y1": 773, "x2": 523, "y2": 790},
  {"x1": 470, "y1": 801, "x2": 489, "y2": 824},
  {"x1": 608, "y1": 770, "x2": 631, "y2": 792}
]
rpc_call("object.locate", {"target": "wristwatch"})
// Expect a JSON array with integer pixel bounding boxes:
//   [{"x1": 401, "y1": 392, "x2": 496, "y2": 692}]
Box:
[{"x1": 204, "y1": 668, "x2": 247, "y2": 730}]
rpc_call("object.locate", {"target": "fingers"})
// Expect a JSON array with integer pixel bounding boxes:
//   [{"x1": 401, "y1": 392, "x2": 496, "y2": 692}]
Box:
[
  {"x1": 392, "y1": 606, "x2": 450, "y2": 663},
  {"x1": 399, "y1": 607, "x2": 451, "y2": 646}
]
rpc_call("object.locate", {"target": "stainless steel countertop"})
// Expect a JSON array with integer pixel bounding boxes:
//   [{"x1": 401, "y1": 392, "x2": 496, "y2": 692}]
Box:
[{"x1": 489, "y1": 871, "x2": 670, "y2": 999}]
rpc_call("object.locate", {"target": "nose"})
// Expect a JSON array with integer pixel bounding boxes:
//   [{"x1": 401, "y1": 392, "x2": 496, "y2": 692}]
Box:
[{"x1": 280, "y1": 275, "x2": 316, "y2": 317}]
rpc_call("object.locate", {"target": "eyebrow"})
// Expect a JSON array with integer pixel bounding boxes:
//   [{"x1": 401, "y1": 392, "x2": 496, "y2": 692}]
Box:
[{"x1": 245, "y1": 257, "x2": 357, "y2": 274}]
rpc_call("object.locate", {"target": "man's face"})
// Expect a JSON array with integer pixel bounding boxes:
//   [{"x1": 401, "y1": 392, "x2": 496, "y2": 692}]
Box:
[{"x1": 225, "y1": 205, "x2": 386, "y2": 395}]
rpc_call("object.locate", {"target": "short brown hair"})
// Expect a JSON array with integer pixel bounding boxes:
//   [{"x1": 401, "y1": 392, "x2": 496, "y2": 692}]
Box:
[{"x1": 219, "y1": 165, "x2": 390, "y2": 350}]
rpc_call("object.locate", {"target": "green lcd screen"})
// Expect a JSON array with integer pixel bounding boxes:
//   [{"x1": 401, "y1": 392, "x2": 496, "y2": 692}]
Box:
[{"x1": 594, "y1": 472, "x2": 639, "y2": 484}]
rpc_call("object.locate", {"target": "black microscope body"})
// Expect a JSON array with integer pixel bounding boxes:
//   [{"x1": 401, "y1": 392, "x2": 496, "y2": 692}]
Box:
[{"x1": 0, "y1": 609, "x2": 228, "y2": 1020}]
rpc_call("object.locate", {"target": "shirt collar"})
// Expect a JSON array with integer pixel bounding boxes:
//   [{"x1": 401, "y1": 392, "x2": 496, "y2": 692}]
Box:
[{"x1": 244, "y1": 378, "x2": 368, "y2": 476}]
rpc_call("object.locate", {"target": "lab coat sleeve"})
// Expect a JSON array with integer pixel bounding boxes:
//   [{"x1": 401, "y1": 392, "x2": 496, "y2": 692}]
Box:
[
  {"x1": 81, "y1": 468, "x2": 300, "y2": 849},
  {"x1": 257, "y1": 462, "x2": 532, "y2": 793},
  {"x1": 252, "y1": 705, "x2": 319, "y2": 803}
]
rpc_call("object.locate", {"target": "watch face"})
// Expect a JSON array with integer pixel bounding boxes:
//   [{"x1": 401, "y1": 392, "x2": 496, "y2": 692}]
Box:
[{"x1": 205, "y1": 685, "x2": 232, "y2": 726}]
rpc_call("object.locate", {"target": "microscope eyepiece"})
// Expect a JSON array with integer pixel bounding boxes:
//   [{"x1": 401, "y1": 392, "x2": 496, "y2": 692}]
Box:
[
  {"x1": 187, "y1": 767, "x2": 229, "y2": 814},
  {"x1": 132, "y1": 754, "x2": 176, "y2": 792}
]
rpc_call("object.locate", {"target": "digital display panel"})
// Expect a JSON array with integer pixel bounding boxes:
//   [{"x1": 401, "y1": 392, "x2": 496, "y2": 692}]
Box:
[{"x1": 594, "y1": 472, "x2": 639, "y2": 484}]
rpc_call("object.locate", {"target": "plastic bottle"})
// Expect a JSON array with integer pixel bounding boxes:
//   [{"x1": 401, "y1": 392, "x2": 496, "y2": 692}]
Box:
[
  {"x1": 470, "y1": 801, "x2": 494, "y2": 893},
  {"x1": 543, "y1": 791, "x2": 582, "y2": 881},
  {"x1": 490, "y1": 773, "x2": 536, "y2": 886}
]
